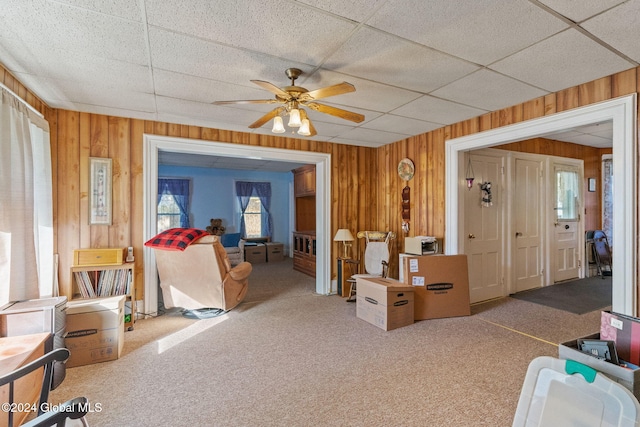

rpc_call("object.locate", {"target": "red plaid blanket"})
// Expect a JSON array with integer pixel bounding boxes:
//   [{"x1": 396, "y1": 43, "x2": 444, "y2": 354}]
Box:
[{"x1": 144, "y1": 228, "x2": 207, "y2": 251}]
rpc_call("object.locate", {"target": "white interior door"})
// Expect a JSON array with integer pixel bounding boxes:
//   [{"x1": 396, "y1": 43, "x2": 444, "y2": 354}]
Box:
[
  {"x1": 552, "y1": 165, "x2": 581, "y2": 282},
  {"x1": 514, "y1": 158, "x2": 544, "y2": 292},
  {"x1": 465, "y1": 152, "x2": 504, "y2": 303}
]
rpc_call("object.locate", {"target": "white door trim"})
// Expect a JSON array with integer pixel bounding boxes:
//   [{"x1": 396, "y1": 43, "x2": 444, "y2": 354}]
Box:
[
  {"x1": 446, "y1": 94, "x2": 637, "y2": 316},
  {"x1": 142, "y1": 135, "x2": 332, "y2": 315}
]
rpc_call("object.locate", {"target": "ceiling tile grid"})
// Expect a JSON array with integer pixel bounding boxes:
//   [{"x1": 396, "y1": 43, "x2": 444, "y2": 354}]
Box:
[{"x1": 0, "y1": 0, "x2": 636, "y2": 151}]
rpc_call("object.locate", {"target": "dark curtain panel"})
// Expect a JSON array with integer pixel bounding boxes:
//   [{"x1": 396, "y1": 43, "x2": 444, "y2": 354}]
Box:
[
  {"x1": 159, "y1": 178, "x2": 190, "y2": 227},
  {"x1": 235, "y1": 181, "x2": 254, "y2": 237},
  {"x1": 253, "y1": 182, "x2": 273, "y2": 238}
]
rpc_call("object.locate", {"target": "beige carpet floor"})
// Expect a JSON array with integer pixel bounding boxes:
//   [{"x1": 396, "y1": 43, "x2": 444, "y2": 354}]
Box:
[{"x1": 51, "y1": 259, "x2": 605, "y2": 426}]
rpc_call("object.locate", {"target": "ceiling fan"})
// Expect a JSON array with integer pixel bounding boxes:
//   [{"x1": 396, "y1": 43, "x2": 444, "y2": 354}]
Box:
[{"x1": 213, "y1": 68, "x2": 364, "y2": 137}]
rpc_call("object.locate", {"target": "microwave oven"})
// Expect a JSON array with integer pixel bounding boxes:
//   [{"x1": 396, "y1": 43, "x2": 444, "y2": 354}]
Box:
[{"x1": 404, "y1": 236, "x2": 439, "y2": 255}]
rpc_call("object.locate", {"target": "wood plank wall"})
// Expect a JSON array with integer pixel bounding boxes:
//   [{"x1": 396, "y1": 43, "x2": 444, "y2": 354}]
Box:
[
  {"x1": 2, "y1": 63, "x2": 639, "y2": 308},
  {"x1": 52, "y1": 115, "x2": 379, "y2": 302},
  {"x1": 378, "y1": 69, "x2": 638, "y2": 282}
]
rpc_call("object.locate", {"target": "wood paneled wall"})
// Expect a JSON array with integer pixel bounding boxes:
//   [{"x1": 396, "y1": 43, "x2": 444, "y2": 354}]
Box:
[
  {"x1": 52, "y1": 114, "x2": 379, "y2": 302},
  {"x1": 3, "y1": 63, "x2": 639, "y2": 307},
  {"x1": 377, "y1": 69, "x2": 638, "y2": 280}
]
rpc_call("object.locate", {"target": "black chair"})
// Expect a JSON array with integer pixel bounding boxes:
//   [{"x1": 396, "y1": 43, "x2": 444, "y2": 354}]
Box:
[
  {"x1": 592, "y1": 230, "x2": 612, "y2": 278},
  {"x1": 0, "y1": 347, "x2": 88, "y2": 427}
]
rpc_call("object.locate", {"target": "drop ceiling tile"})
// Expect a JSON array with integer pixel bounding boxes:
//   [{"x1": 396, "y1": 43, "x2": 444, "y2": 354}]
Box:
[
  {"x1": 367, "y1": 0, "x2": 568, "y2": 65},
  {"x1": 1, "y1": 0, "x2": 148, "y2": 65},
  {"x1": 153, "y1": 69, "x2": 273, "y2": 104},
  {"x1": 146, "y1": 0, "x2": 357, "y2": 64},
  {"x1": 578, "y1": 121, "x2": 613, "y2": 136},
  {"x1": 156, "y1": 96, "x2": 258, "y2": 128},
  {"x1": 323, "y1": 26, "x2": 479, "y2": 93},
  {"x1": 563, "y1": 133, "x2": 612, "y2": 147},
  {"x1": 49, "y1": 82, "x2": 156, "y2": 112},
  {"x1": 53, "y1": 101, "x2": 158, "y2": 121},
  {"x1": 148, "y1": 28, "x2": 315, "y2": 87},
  {"x1": 431, "y1": 69, "x2": 548, "y2": 112},
  {"x1": 362, "y1": 114, "x2": 442, "y2": 136},
  {"x1": 46, "y1": 0, "x2": 144, "y2": 21},
  {"x1": 391, "y1": 95, "x2": 488, "y2": 125},
  {"x1": 581, "y1": 0, "x2": 640, "y2": 63},
  {"x1": 296, "y1": 0, "x2": 387, "y2": 21},
  {"x1": 491, "y1": 29, "x2": 635, "y2": 92},
  {"x1": 1, "y1": 38, "x2": 152, "y2": 92},
  {"x1": 329, "y1": 135, "x2": 389, "y2": 148},
  {"x1": 537, "y1": 0, "x2": 627, "y2": 22},
  {"x1": 335, "y1": 126, "x2": 409, "y2": 146}
]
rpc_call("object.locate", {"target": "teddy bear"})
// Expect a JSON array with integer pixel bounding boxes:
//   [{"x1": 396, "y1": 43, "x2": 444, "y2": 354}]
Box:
[{"x1": 206, "y1": 218, "x2": 226, "y2": 236}]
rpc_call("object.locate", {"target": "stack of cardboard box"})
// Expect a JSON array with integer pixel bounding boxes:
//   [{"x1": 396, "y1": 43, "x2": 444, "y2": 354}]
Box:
[{"x1": 356, "y1": 254, "x2": 472, "y2": 331}]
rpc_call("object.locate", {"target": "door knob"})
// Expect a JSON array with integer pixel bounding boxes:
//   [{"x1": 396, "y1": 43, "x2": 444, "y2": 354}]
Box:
[
  {"x1": 565, "y1": 224, "x2": 570, "y2": 230},
  {"x1": 515, "y1": 232, "x2": 523, "y2": 237},
  {"x1": 468, "y1": 234, "x2": 475, "y2": 239}
]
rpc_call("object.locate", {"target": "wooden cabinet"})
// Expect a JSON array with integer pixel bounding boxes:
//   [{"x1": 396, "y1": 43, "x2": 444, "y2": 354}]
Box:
[
  {"x1": 70, "y1": 262, "x2": 135, "y2": 330},
  {"x1": 293, "y1": 164, "x2": 315, "y2": 197},
  {"x1": 293, "y1": 232, "x2": 316, "y2": 277},
  {"x1": 293, "y1": 165, "x2": 316, "y2": 277}
]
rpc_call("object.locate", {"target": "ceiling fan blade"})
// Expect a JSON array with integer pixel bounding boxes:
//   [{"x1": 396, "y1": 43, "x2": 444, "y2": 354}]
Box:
[
  {"x1": 251, "y1": 80, "x2": 291, "y2": 99},
  {"x1": 305, "y1": 102, "x2": 364, "y2": 123},
  {"x1": 300, "y1": 82, "x2": 355, "y2": 101},
  {"x1": 212, "y1": 99, "x2": 278, "y2": 105},
  {"x1": 248, "y1": 106, "x2": 285, "y2": 129}
]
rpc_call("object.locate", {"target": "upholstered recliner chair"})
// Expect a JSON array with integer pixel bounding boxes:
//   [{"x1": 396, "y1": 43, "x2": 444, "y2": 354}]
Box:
[{"x1": 153, "y1": 234, "x2": 251, "y2": 313}]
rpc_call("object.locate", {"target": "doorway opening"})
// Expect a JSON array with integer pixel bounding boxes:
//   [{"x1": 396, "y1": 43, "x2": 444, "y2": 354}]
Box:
[
  {"x1": 445, "y1": 94, "x2": 637, "y2": 316},
  {"x1": 142, "y1": 135, "x2": 332, "y2": 316}
]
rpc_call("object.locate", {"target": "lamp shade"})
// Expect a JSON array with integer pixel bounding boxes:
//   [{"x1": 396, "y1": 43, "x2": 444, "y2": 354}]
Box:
[
  {"x1": 298, "y1": 119, "x2": 311, "y2": 136},
  {"x1": 288, "y1": 108, "x2": 302, "y2": 127},
  {"x1": 333, "y1": 229, "x2": 354, "y2": 242},
  {"x1": 272, "y1": 116, "x2": 285, "y2": 133}
]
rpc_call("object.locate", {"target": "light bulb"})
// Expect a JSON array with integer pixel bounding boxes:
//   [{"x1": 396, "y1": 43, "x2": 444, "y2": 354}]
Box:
[
  {"x1": 298, "y1": 119, "x2": 311, "y2": 136},
  {"x1": 272, "y1": 116, "x2": 285, "y2": 133},
  {"x1": 288, "y1": 108, "x2": 302, "y2": 127}
]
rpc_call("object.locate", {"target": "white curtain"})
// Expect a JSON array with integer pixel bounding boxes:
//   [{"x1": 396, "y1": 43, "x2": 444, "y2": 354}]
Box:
[{"x1": 0, "y1": 86, "x2": 53, "y2": 305}]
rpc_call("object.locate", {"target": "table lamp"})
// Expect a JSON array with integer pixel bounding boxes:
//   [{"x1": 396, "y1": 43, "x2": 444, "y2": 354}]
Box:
[{"x1": 334, "y1": 229, "x2": 354, "y2": 258}]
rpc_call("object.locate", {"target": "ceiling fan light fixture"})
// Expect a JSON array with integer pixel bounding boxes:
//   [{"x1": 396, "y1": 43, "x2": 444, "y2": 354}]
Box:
[
  {"x1": 272, "y1": 116, "x2": 285, "y2": 133},
  {"x1": 288, "y1": 108, "x2": 301, "y2": 127},
  {"x1": 298, "y1": 119, "x2": 311, "y2": 136}
]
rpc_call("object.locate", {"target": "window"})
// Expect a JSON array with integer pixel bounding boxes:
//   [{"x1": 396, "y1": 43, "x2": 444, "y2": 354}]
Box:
[
  {"x1": 157, "y1": 178, "x2": 191, "y2": 232},
  {"x1": 244, "y1": 196, "x2": 264, "y2": 238},
  {"x1": 236, "y1": 181, "x2": 272, "y2": 239},
  {"x1": 157, "y1": 194, "x2": 182, "y2": 232},
  {"x1": 555, "y1": 170, "x2": 579, "y2": 221}
]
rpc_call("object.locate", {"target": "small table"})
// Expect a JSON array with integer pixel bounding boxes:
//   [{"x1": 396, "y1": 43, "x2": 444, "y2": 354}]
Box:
[{"x1": 337, "y1": 258, "x2": 356, "y2": 297}]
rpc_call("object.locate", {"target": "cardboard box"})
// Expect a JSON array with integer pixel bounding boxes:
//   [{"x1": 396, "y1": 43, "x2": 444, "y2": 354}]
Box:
[
  {"x1": 559, "y1": 332, "x2": 640, "y2": 400},
  {"x1": 65, "y1": 296, "x2": 124, "y2": 367},
  {"x1": 73, "y1": 247, "x2": 126, "y2": 266},
  {"x1": 356, "y1": 277, "x2": 414, "y2": 331},
  {"x1": 265, "y1": 242, "x2": 284, "y2": 262},
  {"x1": 600, "y1": 311, "x2": 640, "y2": 366},
  {"x1": 403, "y1": 254, "x2": 471, "y2": 320},
  {"x1": 244, "y1": 244, "x2": 266, "y2": 263}
]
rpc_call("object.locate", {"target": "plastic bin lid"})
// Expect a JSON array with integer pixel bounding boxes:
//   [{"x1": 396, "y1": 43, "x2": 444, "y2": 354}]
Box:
[{"x1": 513, "y1": 356, "x2": 640, "y2": 427}]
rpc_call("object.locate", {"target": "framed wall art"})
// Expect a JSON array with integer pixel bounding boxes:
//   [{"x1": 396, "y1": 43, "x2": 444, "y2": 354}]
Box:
[{"x1": 89, "y1": 157, "x2": 112, "y2": 225}]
